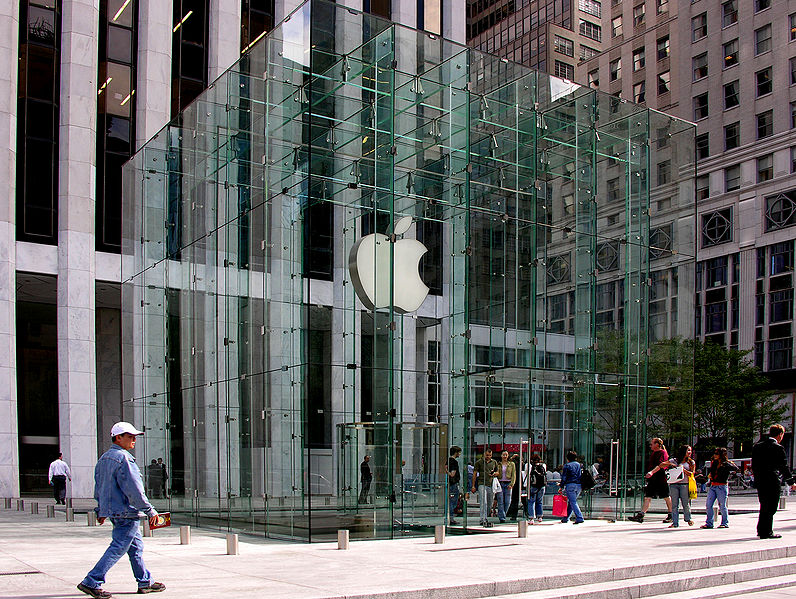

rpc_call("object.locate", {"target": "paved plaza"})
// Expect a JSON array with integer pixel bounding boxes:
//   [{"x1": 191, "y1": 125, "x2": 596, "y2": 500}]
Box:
[{"x1": 1, "y1": 496, "x2": 796, "y2": 599}]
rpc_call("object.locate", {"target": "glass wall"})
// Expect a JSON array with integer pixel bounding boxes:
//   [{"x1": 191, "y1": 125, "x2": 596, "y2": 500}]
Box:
[{"x1": 122, "y1": 0, "x2": 695, "y2": 541}]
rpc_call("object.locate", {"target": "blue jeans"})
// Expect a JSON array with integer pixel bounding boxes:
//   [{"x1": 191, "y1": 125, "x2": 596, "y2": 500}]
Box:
[
  {"x1": 527, "y1": 486, "x2": 545, "y2": 519},
  {"x1": 497, "y1": 481, "x2": 511, "y2": 521},
  {"x1": 477, "y1": 484, "x2": 494, "y2": 522},
  {"x1": 669, "y1": 483, "x2": 691, "y2": 526},
  {"x1": 705, "y1": 485, "x2": 729, "y2": 527},
  {"x1": 448, "y1": 483, "x2": 460, "y2": 521},
  {"x1": 563, "y1": 483, "x2": 584, "y2": 523},
  {"x1": 82, "y1": 518, "x2": 151, "y2": 589}
]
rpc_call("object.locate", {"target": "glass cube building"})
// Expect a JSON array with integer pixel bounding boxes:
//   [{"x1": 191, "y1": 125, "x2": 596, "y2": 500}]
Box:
[{"x1": 122, "y1": 0, "x2": 696, "y2": 541}]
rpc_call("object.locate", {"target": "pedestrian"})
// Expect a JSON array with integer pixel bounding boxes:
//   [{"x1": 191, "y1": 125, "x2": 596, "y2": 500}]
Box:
[
  {"x1": 77, "y1": 422, "x2": 165, "y2": 598},
  {"x1": 146, "y1": 460, "x2": 160, "y2": 499},
  {"x1": 629, "y1": 438, "x2": 672, "y2": 523},
  {"x1": 157, "y1": 458, "x2": 168, "y2": 498},
  {"x1": 48, "y1": 452, "x2": 72, "y2": 505},
  {"x1": 495, "y1": 450, "x2": 516, "y2": 523},
  {"x1": 559, "y1": 450, "x2": 584, "y2": 524},
  {"x1": 506, "y1": 453, "x2": 521, "y2": 520},
  {"x1": 358, "y1": 455, "x2": 372, "y2": 504},
  {"x1": 525, "y1": 454, "x2": 547, "y2": 523},
  {"x1": 447, "y1": 446, "x2": 462, "y2": 525},
  {"x1": 667, "y1": 445, "x2": 695, "y2": 528},
  {"x1": 701, "y1": 447, "x2": 738, "y2": 529},
  {"x1": 472, "y1": 448, "x2": 498, "y2": 527},
  {"x1": 751, "y1": 424, "x2": 796, "y2": 539}
]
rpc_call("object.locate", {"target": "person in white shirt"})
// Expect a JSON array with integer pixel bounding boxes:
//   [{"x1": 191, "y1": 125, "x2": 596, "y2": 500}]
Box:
[{"x1": 48, "y1": 452, "x2": 72, "y2": 504}]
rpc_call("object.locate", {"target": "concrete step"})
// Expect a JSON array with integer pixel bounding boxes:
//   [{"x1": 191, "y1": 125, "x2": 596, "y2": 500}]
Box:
[
  {"x1": 491, "y1": 556, "x2": 796, "y2": 599},
  {"x1": 644, "y1": 573, "x2": 796, "y2": 599}
]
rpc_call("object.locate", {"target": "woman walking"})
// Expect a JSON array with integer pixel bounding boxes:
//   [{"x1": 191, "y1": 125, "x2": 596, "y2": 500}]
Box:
[
  {"x1": 496, "y1": 450, "x2": 516, "y2": 523},
  {"x1": 525, "y1": 454, "x2": 547, "y2": 523},
  {"x1": 630, "y1": 438, "x2": 672, "y2": 523},
  {"x1": 559, "y1": 451, "x2": 585, "y2": 524},
  {"x1": 666, "y1": 445, "x2": 695, "y2": 528},
  {"x1": 702, "y1": 447, "x2": 738, "y2": 529}
]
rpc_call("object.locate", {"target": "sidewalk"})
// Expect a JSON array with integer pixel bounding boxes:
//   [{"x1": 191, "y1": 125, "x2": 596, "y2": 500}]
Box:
[{"x1": 1, "y1": 503, "x2": 795, "y2": 599}]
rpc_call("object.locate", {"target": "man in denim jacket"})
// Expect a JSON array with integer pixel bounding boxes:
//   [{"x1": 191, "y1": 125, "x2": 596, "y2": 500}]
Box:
[{"x1": 78, "y1": 422, "x2": 165, "y2": 598}]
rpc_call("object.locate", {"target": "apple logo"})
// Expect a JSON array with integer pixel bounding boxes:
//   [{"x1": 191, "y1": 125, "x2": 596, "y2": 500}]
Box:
[{"x1": 348, "y1": 216, "x2": 430, "y2": 314}]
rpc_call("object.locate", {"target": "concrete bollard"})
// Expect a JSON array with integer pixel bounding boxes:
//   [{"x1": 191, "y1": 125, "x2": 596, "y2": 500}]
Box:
[
  {"x1": 47, "y1": 505, "x2": 55, "y2": 518},
  {"x1": 3, "y1": 498, "x2": 10, "y2": 509},
  {"x1": 226, "y1": 533, "x2": 239, "y2": 555},
  {"x1": 30, "y1": 502, "x2": 38, "y2": 515},
  {"x1": 180, "y1": 526, "x2": 191, "y2": 545},
  {"x1": 779, "y1": 497, "x2": 787, "y2": 510},
  {"x1": 337, "y1": 529, "x2": 349, "y2": 550},
  {"x1": 434, "y1": 524, "x2": 445, "y2": 544},
  {"x1": 66, "y1": 508, "x2": 75, "y2": 521},
  {"x1": 142, "y1": 518, "x2": 152, "y2": 537},
  {"x1": 87, "y1": 511, "x2": 97, "y2": 526},
  {"x1": 16, "y1": 499, "x2": 24, "y2": 511},
  {"x1": 713, "y1": 506, "x2": 719, "y2": 520},
  {"x1": 518, "y1": 520, "x2": 528, "y2": 538}
]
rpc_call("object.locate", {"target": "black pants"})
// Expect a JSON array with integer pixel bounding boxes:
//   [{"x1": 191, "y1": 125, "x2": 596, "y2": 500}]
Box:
[
  {"x1": 756, "y1": 483, "x2": 781, "y2": 538},
  {"x1": 358, "y1": 479, "x2": 371, "y2": 503},
  {"x1": 52, "y1": 475, "x2": 67, "y2": 504}
]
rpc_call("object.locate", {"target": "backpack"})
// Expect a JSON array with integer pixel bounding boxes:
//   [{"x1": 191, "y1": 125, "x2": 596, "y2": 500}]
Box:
[
  {"x1": 529, "y1": 464, "x2": 546, "y2": 488},
  {"x1": 580, "y1": 464, "x2": 596, "y2": 490}
]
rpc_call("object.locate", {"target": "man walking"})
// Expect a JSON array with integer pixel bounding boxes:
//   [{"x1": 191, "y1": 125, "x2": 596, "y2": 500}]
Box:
[
  {"x1": 78, "y1": 422, "x2": 165, "y2": 598},
  {"x1": 157, "y1": 458, "x2": 169, "y2": 498},
  {"x1": 359, "y1": 455, "x2": 372, "y2": 504},
  {"x1": 752, "y1": 424, "x2": 796, "y2": 539},
  {"x1": 447, "y1": 446, "x2": 462, "y2": 525},
  {"x1": 48, "y1": 452, "x2": 71, "y2": 504},
  {"x1": 472, "y1": 447, "x2": 498, "y2": 527}
]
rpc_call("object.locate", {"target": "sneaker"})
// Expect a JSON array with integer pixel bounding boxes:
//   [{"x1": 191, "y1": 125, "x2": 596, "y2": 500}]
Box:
[
  {"x1": 536, "y1": 517, "x2": 543, "y2": 523},
  {"x1": 449, "y1": 519, "x2": 458, "y2": 525},
  {"x1": 573, "y1": 520, "x2": 584, "y2": 525},
  {"x1": 560, "y1": 518, "x2": 569, "y2": 523},
  {"x1": 137, "y1": 582, "x2": 166, "y2": 594},
  {"x1": 527, "y1": 519, "x2": 534, "y2": 525},
  {"x1": 662, "y1": 514, "x2": 672, "y2": 523},
  {"x1": 668, "y1": 524, "x2": 679, "y2": 528},
  {"x1": 628, "y1": 512, "x2": 644, "y2": 523},
  {"x1": 77, "y1": 583, "x2": 112, "y2": 598},
  {"x1": 701, "y1": 524, "x2": 713, "y2": 529},
  {"x1": 718, "y1": 524, "x2": 729, "y2": 528},
  {"x1": 687, "y1": 520, "x2": 694, "y2": 526}
]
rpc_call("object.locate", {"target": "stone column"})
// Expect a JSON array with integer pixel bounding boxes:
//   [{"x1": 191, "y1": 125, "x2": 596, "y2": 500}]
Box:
[
  {"x1": 57, "y1": 0, "x2": 100, "y2": 499},
  {"x1": 0, "y1": 3, "x2": 19, "y2": 498},
  {"x1": 136, "y1": 0, "x2": 172, "y2": 148},
  {"x1": 209, "y1": 0, "x2": 241, "y2": 82}
]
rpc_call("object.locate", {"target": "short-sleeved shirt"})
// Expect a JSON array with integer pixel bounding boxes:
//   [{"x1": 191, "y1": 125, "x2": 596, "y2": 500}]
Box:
[{"x1": 448, "y1": 457, "x2": 460, "y2": 484}]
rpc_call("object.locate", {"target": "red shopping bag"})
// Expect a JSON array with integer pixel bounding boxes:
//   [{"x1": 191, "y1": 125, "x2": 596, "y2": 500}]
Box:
[{"x1": 552, "y1": 494, "x2": 568, "y2": 517}]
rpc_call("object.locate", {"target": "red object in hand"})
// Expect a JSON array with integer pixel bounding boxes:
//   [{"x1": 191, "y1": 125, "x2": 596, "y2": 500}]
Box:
[
  {"x1": 552, "y1": 494, "x2": 568, "y2": 517},
  {"x1": 150, "y1": 512, "x2": 171, "y2": 529}
]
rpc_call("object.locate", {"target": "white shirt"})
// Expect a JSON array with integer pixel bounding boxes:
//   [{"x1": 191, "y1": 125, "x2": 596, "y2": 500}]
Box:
[{"x1": 48, "y1": 459, "x2": 71, "y2": 482}]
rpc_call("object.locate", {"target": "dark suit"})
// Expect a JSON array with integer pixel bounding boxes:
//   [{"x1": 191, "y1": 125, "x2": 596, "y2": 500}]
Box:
[{"x1": 751, "y1": 437, "x2": 794, "y2": 538}]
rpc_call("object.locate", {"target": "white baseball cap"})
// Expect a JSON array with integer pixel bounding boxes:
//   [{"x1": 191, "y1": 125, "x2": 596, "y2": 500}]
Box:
[{"x1": 110, "y1": 421, "x2": 144, "y2": 437}]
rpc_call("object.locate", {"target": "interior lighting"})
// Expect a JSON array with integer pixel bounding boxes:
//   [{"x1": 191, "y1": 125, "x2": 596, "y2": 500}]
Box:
[
  {"x1": 173, "y1": 10, "x2": 193, "y2": 33},
  {"x1": 120, "y1": 89, "x2": 135, "y2": 106},
  {"x1": 112, "y1": 0, "x2": 132, "y2": 22},
  {"x1": 241, "y1": 30, "x2": 267, "y2": 54},
  {"x1": 97, "y1": 76, "x2": 113, "y2": 95}
]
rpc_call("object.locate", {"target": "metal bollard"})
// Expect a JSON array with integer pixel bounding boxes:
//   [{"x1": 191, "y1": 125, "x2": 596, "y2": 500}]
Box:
[
  {"x1": 47, "y1": 505, "x2": 55, "y2": 518},
  {"x1": 16, "y1": 499, "x2": 24, "y2": 511},
  {"x1": 337, "y1": 529, "x2": 349, "y2": 550},
  {"x1": 226, "y1": 533, "x2": 239, "y2": 555},
  {"x1": 434, "y1": 524, "x2": 445, "y2": 544},
  {"x1": 30, "y1": 502, "x2": 38, "y2": 515},
  {"x1": 179, "y1": 526, "x2": 191, "y2": 545},
  {"x1": 142, "y1": 518, "x2": 152, "y2": 537},
  {"x1": 518, "y1": 520, "x2": 528, "y2": 538},
  {"x1": 87, "y1": 511, "x2": 97, "y2": 526},
  {"x1": 66, "y1": 508, "x2": 75, "y2": 521},
  {"x1": 66, "y1": 498, "x2": 73, "y2": 508},
  {"x1": 3, "y1": 498, "x2": 10, "y2": 509},
  {"x1": 779, "y1": 497, "x2": 787, "y2": 510}
]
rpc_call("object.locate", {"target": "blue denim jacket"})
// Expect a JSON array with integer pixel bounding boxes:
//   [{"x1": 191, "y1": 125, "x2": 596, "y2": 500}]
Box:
[
  {"x1": 93, "y1": 445, "x2": 157, "y2": 519},
  {"x1": 560, "y1": 461, "x2": 582, "y2": 486}
]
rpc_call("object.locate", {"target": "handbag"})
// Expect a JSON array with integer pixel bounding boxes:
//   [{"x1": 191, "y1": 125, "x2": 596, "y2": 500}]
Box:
[
  {"x1": 667, "y1": 465, "x2": 685, "y2": 484},
  {"x1": 491, "y1": 477, "x2": 502, "y2": 494},
  {"x1": 688, "y1": 473, "x2": 698, "y2": 499},
  {"x1": 552, "y1": 493, "x2": 568, "y2": 517}
]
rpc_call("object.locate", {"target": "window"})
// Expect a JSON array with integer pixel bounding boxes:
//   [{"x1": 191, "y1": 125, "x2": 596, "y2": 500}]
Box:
[
  {"x1": 696, "y1": 133, "x2": 709, "y2": 160},
  {"x1": 580, "y1": 20, "x2": 601, "y2": 41},
  {"x1": 692, "y1": 13, "x2": 707, "y2": 41},
  {"x1": 588, "y1": 69, "x2": 599, "y2": 88},
  {"x1": 693, "y1": 53, "x2": 708, "y2": 80},
  {"x1": 756, "y1": 67, "x2": 772, "y2": 97},
  {"x1": 725, "y1": 165, "x2": 740, "y2": 192},
  {"x1": 723, "y1": 39, "x2": 738, "y2": 68},
  {"x1": 768, "y1": 339, "x2": 792, "y2": 371},
  {"x1": 657, "y1": 35, "x2": 669, "y2": 60},
  {"x1": 723, "y1": 80, "x2": 739, "y2": 109},
  {"x1": 724, "y1": 122, "x2": 740, "y2": 150},
  {"x1": 657, "y1": 161, "x2": 670, "y2": 185},
  {"x1": 609, "y1": 58, "x2": 621, "y2": 81},
  {"x1": 241, "y1": 0, "x2": 274, "y2": 50},
  {"x1": 172, "y1": 0, "x2": 210, "y2": 116},
  {"x1": 791, "y1": 13, "x2": 796, "y2": 42},
  {"x1": 657, "y1": 70, "x2": 670, "y2": 95},
  {"x1": 611, "y1": 15, "x2": 622, "y2": 37},
  {"x1": 607, "y1": 177, "x2": 620, "y2": 202},
  {"x1": 633, "y1": 4, "x2": 645, "y2": 27},
  {"x1": 702, "y1": 208, "x2": 733, "y2": 247},
  {"x1": 580, "y1": 45, "x2": 599, "y2": 61},
  {"x1": 755, "y1": 25, "x2": 772, "y2": 55},
  {"x1": 757, "y1": 110, "x2": 773, "y2": 139},
  {"x1": 791, "y1": 58, "x2": 796, "y2": 85},
  {"x1": 633, "y1": 81, "x2": 646, "y2": 103},
  {"x1": 766, "y1": 191, "x2": 796, "y2": 230},
  {"x1": 554, "y1": 60, "x2": 575, "y2": 80},
  {"x1": 721, "y1": 1, "x2": 737, "y2": 27},
  {"x1": 693, "y1": 92, "x2": 708, "y2": 120},
  {"x1": 754, "y1": 0, "x2": 770, "y2": 12},
  {"x1": 656, "y1": 0, "x2": 667, "y2": 14},
  {"x1": 554, "y1": 35, "x2": 574, "y2": 57},
  {"x1": 579, "y1": 0, "x2": 601, "y2": 18},
  {"x1": 792, "y1": 147, "x2": 796, "y2": 173},
  {"x1": 633, "y1": 47, "x2": 645, "y2": 71},
  {"x1": 758, "y1": 154, "x2": 773, "y2": 183},
  {"x1": 696, "y1": 175, "x2": 710, "y2": 201}
]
